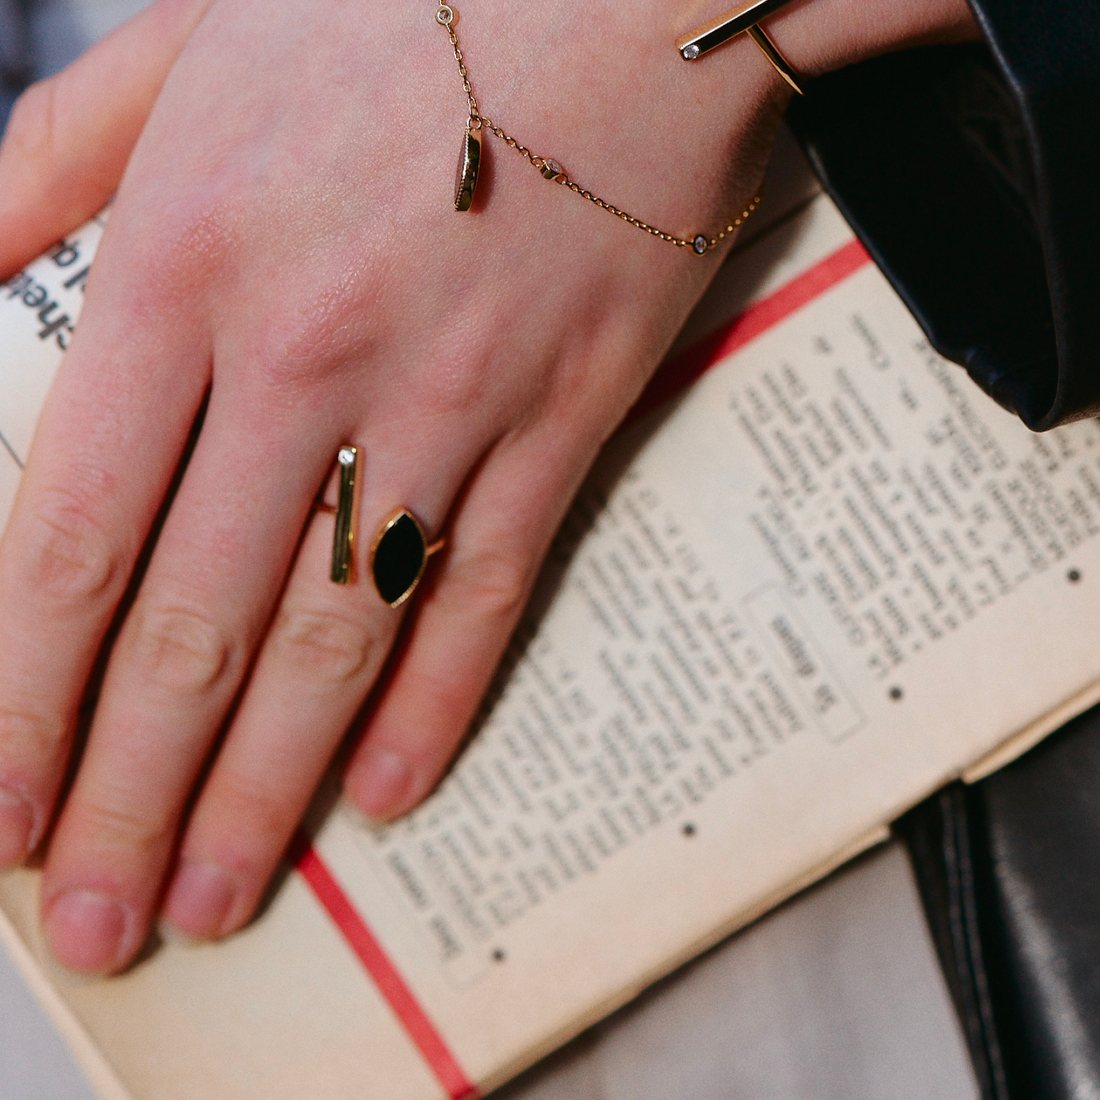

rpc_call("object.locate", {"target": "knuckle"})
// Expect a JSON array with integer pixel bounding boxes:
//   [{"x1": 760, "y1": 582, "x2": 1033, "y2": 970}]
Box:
[
  {"x1": 156, "y1": 203, "x2": 234, "y2": 276},
  {"x1": 129, "y1": 606, "x2": 233, "y2": 696},
  {"x1": 0, "y1": 706, "x2": 64, "y2": 783},
  {"x1": 80, "y1": 794, "x2": 170, "y2": 853},
  {"x1": 19, "y1": 488, "x2": 125, "y2": 606},
  {"x1": 210, "y1": 779, "x2": 290, "y2": 856},
  {"x1": 254, "y1": 329, "x2": 371, "y2": 398},
  {"x1": 271, "y1": 608, "x2": 374, "y2": 686},
  {"x1": 415, "y1": 344, "x2": 492, "y2": 419},
  {"x1": 0, "y1": 706, "x2": 60, "y2": 756},
  {"x1": 250, "y1": 271, "x2": 386, "y2": 396},
  {"x1": 130, "y1": 200, "x2": 237, "y2": 305},
  {"x1": 3, "y1": 79, "x2": 58, "y2": 167},
  {"x1": 438, "y1": 549, "x2": 529, "y2": 624},
  {"x1": 253, "y1": 329, "x2": 345, "y2": 394}
]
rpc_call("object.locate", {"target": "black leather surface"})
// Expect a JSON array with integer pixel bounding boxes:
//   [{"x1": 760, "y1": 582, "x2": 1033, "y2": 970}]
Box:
[
  {"x1": 900, "y1": 704, "x2": 1100, "y2": 1100},
  {"x1": 795, "y1": 11, "x2": 1100, "y2": 1091},
  {"x1": 788, "y1": 0, "x2": 1100, "y2": 430},
  {"x1": 898, "y1": 786, "x2": 1010, "y2": 1100}
]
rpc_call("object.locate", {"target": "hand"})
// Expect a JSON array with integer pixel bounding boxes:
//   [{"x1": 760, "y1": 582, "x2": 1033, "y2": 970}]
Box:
[{"x1": 0, "y1": 0, "x2": 977, "y2": 975}]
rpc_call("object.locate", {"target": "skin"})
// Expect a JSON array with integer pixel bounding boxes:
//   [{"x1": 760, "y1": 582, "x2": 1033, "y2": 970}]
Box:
[{"x1": 0, "y1": 0, "x2": 979, "y2": 974}]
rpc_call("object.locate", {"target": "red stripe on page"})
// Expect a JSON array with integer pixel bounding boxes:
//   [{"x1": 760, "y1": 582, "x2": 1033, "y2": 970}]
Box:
[
  {"x1": 627, "y1": 237, "x2": 872, "y2": 425},
  {"x1": 293, "y1": 836, "x2": 480, "y2": 1100},
  {"x1": 287, "y1": 239, "x2": 870, "y2": 1098}
]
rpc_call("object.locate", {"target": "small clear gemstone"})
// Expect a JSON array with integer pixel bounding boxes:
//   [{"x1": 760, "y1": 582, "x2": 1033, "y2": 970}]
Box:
[
  {"x1": 682, "y1": 44, "x2": 701, "y2": 60},
  {"x1": 338, "y1": 447, "x2": 357, "y2": 466},
  {"x1": 546, "y1": 159, "x2": 561, "y2": 174},
  {"x1": 692, "y1": 235, "x2": 708, "y2": 255}
]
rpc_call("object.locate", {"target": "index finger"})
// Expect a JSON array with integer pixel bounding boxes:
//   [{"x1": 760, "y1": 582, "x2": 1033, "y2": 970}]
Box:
[{"x1": 0, "y1": 0, "x2": 214, "y2": 276}]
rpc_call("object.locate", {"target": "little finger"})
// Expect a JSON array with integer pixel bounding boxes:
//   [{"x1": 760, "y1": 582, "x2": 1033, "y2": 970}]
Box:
[{"x1": 344, "y1": 432, "x2": 592, "y2": 821}]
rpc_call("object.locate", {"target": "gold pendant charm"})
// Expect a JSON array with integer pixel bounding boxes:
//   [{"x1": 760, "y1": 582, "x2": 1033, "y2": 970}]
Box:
[{"x1": 454, "y1": 124, "x2": 482, "y2": 212}]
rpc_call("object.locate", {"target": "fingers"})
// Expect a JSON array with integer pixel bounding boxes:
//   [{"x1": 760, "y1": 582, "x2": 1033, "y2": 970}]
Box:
[
  {"x1": 157, "y1": 505, "x2": 399, "y2": 940},
  {"x1": 0, "y1": 0, "x2": 212, "y2": 277},
  {"x1": 158, "y1": 437, "x2": 495, "y2": 941},
  {"x1": 162, "y1": 434, "x2": 566, "y2": 943},
  {"x1": 0, "y1": 301, "x2": 211, "y2": 879},
  {"x1": 40, "y1": 415, "x2": 491, "y2": 968},
  {"x1": 35, "y1": 391, "x2": 337, "y2": 973},
  {"x1": 344, "y1": 430, "x2": 590, "y2": 821}
]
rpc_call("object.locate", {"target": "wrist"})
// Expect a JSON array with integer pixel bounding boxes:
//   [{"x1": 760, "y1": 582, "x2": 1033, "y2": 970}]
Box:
[
  {"x1": 432, "y1": 0, "x2": 782, "y2": 255},
  {"x1": 409, "y1": 0, "x2": 980, "y2": 267},
  {"x1": 759, "y1": 0, "x2": 981, "y2": 78}
]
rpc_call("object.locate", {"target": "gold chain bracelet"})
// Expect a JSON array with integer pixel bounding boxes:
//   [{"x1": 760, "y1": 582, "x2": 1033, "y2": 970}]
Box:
[{"x1": 435, "y1": 3, "x2": 760, "y2": 256}]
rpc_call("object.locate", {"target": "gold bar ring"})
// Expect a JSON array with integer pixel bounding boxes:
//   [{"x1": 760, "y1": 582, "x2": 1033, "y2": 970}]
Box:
[{"x1": 330, "y1": 446, "x2": 361, "y2": 585}]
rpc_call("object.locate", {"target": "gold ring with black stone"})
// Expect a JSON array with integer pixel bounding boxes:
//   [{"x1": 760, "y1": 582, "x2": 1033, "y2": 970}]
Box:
[
  {"x1": 370, "y1": 509, "x2": 446, "y2": 607},
  {"x1": 318, "y1": 445, "x2": 445, "y2": 603}
]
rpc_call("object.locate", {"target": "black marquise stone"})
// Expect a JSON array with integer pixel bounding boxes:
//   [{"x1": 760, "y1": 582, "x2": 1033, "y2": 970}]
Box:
[{"x1": 373, "y1": 513, "x2": 427, "y2": 606}]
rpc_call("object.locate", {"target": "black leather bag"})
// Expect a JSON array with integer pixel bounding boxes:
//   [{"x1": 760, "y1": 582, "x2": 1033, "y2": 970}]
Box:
[{"x1": 897, "y1": 705, "x2": 1100, "y2": 1100}]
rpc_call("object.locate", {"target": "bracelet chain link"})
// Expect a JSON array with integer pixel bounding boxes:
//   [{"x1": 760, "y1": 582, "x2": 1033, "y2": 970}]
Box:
[{"x1": 435, "y1": 3, "x2": 760, "y2": 254}]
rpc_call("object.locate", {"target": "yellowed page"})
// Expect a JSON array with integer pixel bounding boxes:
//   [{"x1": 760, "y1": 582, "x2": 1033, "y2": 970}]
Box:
[
  {"x1": 0, "y1": 214, "x2": 106, "y2": 515},
  {"x1": 3, "y1": 193, "x2": 1100, "y2": 1100}
]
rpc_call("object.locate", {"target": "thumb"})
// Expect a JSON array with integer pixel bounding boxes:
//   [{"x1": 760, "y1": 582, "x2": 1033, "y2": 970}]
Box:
[{"x1": 0, "y1": 0, "x2": 213, "y2": 277}]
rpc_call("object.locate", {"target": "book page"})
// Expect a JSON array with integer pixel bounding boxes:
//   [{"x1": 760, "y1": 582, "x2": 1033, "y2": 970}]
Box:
[
  {"x1": 312, "y1": 199, "x2": 1100, "y2": 1093},
  {"x1": 0, "y1": 215, "x2": 105, "y2": 516},
  {"x1": 2, "y1": 193, "x2": 1099, "y2": 1100}
]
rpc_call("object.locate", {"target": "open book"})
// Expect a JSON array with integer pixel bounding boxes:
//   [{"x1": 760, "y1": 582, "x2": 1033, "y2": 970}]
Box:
[{"x1": 2, "y1": 182, "x2": 1099, "y2": 1100}]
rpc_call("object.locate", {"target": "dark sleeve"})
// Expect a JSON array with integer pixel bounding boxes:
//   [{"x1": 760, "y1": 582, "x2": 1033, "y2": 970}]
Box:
[
  {"x1": 0, "y1": 0, "x2": 31, "y2": 123},
  {"x1": 785, "y1": 0, "x2": 1100, "y2": 431}
]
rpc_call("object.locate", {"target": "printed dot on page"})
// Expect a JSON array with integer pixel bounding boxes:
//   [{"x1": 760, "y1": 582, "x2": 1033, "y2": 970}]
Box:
[
  {"x1": 1069, "y1": 569, "x2": 1082, "y2": 583},
  {"x1": 682, "y1": 823, "x2": 696, "y2": 837},
  {"x1": 889, "y1": 686, "x2": 904, "y2": 701}
]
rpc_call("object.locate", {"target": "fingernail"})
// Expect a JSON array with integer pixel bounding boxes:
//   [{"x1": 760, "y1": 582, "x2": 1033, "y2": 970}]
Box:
[
  {"x1": 45, "y1": 890, "x2": 130, "y2": 974},
  {"x1": 353, "y1": 748, "x2": 413, "y2": 819},
  {"x1": 162, "y1": 862, "x2": 236, "y2": 940},
  {"x1": 0, "y1": 788, "x2": 33, "y2": 867}
]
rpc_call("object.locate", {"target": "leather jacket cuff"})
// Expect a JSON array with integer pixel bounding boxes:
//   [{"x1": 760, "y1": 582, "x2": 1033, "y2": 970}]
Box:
[{"x1": 786, "y1": 1, "x2": 1100, "y2": 430}]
